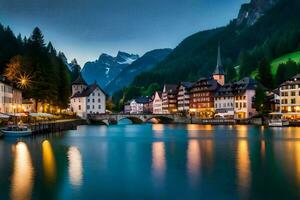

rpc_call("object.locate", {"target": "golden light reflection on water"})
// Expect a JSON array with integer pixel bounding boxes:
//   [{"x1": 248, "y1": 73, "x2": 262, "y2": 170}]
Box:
[
  {"x1": 277, "y1": 140, "x2": 300, "y2": 184},
  {"x1": 152, "y1": 124, "x2": 165, "y2": 138},
  {"x1": 152, "y1": 142, "x2": 166, "y2": 183},
  {"x1": 187, "y1": 140, "x2": 201, "y2": 185},
  {"x1": 68, "y1": 146, "x2": 83, "y2": 187},
  {"x1": 42, "y1": 140, "x2": 56, "y2": 183},
  {"x1": 187, "y1": 124, "x2": 213, "y2": 131},
  {"x1": 237, "y1": 139, "x2": 251, "y2": 198},
  {"x1": 236, "y1": 125, "x2": 248, "y2": 138},
  {"x1": 11, "y1": 142, "x2": 34, "y2": 200}
]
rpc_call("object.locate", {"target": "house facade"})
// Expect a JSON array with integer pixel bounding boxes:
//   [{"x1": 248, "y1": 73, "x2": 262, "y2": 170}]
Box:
[
  {"x1": 162, "y1": 84, "x2": 178, "y2": 114},
  {"x1": 124, "y1": 97, "x2": 151, "y2": 114},
  {"x1": 279, "y1": 74, "x2": 300, "y2": 119},
  {"x1": 214, "y1": 83, "x2": 235, "y2": 119},
  {"x1": 177, "y1": 82, "x2": 193, "y2": 113},
  {"x1": 151, "y1": 91, "x2": 163, "y2": 114},
  {"x1": 233, "y1": 78, "x2": 257, "y2": 119},
  {"x1": 0, "y1": 77, "x2": 22, "y2": 113},
  {"x1": 189, "y1": 77, "x2": 219, "y2": 119},
  {"x1": 70, "y1": 74, "x2": 106, "y2": 119}
]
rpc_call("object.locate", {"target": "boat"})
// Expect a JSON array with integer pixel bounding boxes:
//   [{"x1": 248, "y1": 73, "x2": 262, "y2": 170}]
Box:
[
  {"x1": 268, "y1": 113, "x2": 289, "y2": 127},
  {"x1": 1, "y1": 125, "x2": 33, "y2": 137}
]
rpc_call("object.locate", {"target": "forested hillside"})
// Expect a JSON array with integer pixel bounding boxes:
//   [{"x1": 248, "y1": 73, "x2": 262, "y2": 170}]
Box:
[{"x1": 0, "y1": 24, "x2": 71, "y2": 108}]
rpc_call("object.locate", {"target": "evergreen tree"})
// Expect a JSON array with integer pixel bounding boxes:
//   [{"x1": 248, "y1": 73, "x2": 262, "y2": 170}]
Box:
[{"x1": 257, "y1": 58, "x2": 273, "y2": 89}]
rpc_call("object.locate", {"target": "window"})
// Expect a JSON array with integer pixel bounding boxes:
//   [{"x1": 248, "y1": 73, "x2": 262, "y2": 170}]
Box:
[
  {"x1": 87, "y1": 105, "x2": 90, "y2": 109},
  {"x1": 98, "y1": 93, "x2": 100, "y2": 96},
  {"x1": 243, "y1": 103, "x2": 246, "y2": 108},
  {"x1": 236, "y1": 103, "x2": 238, "y2": 108},
  {"x1": 88, "y1": 99, "x2": 90, "y2": 103},
  {"x1": 291, "y1": 99, "x2": 296, "y2": 104},
  {"x1": 92, "y1": 105, "x2": 95, "y2": 109},
  {"x1": 291, "y1": 91, "x2": 296, "y2": 96},
  {"x1": 92, "y1": 99, "x2": 95, "y2": 103},
  {"x1": 98, "y1": 99, "x2": 101, "y2": 103},
  {"x1": 78, "y1": 105, "x2": 81, "y2": 110},
  {"x1": 92, "y1": 92, "x2": 95, "y2": 96},
  {"x1": 98, "y1": 105, "x2": 101, "y2": 109}
]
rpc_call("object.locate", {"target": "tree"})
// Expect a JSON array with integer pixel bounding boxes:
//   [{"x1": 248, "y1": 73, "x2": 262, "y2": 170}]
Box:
[
  {"x1": 253, "y1": 85, "x2": 268, "y2": 115},
  {"x1": 143, "y1": 83, "x2": 161, "y2": 97},
  {"x1": 70, "y1": 59, "x2": 81, "y2": 81},
  {"x1": 257, "y1": 58, "x2": 273, "y2": 89}
]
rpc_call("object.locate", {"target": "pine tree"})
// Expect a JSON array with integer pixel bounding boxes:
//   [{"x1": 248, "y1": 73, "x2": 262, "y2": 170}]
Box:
[{"x1": 257, "y1": 58, "x2": 273, "y2": 89}]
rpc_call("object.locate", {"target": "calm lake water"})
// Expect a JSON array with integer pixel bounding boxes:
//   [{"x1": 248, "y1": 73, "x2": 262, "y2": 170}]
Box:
[{"x1": 1, "y1": 123, "x2": 300, "y2": 200}]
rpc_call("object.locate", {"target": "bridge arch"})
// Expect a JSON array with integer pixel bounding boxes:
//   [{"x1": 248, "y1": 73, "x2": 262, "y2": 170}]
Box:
[
  {"x1": 117, "y1": 116, "x2": 144, "y2": 124},
  {"x1": 145, "y1": 115, "x2": 174, "y2": 124}
]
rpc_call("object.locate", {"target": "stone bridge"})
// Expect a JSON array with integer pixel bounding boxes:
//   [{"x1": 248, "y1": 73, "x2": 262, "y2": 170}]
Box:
[{"x1": 88, "y1": 114, "x2": 178, "y2": 125}]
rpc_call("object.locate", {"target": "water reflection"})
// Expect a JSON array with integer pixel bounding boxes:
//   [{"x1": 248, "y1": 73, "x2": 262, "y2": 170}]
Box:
[
  {"x1": 11, "y1": 142, "x2": 34, "y2": 200},
  {"x1": 236, "y1": 139, "x2": 251, "y2": 198},
  {"x1": 152, "y1": 142, "x2": 166, "y2": 185},
  {"x1": 68, "y1": 146, "x2": 83, "y2": 187},
  {"x1": 187, "y1": 140, "x2": 201, "y2": 185},
  {"x1": 236, "y1": 125, "x2": 248, "y2": 138},
  {"x1": 42, "y1": 140, "x2": 56, "y2": 183}
]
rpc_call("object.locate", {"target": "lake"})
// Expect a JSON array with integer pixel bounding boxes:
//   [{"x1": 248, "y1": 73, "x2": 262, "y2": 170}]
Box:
[{"x1": 1, "y1": 123, "x2": 300, "y2": 200}]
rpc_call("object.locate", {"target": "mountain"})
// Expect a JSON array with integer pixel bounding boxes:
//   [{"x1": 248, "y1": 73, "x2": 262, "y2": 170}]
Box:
[
  {"x1": 105, "y1": 48, "x2": 172, "y2": 94},
  {"x1": 81, "y1": 51, "x2": 139, "y2": 87},
  {"x1": 237, "y1": 0, "x2": 279, "y2": 26},
  {"x1": 112, "y1": 0, "x2": 300, "y2": 106}
]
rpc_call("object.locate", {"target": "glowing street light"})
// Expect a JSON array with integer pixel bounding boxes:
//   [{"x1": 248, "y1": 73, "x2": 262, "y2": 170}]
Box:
[{"x1": 17, "y1": 73, "x2": 32, "y2": 89}]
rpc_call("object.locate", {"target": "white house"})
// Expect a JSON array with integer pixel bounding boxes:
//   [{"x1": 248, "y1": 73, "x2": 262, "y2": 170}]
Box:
[
  {"x1": 233, "y1": 77, "x2": 257, "y2": 119},
  {"x1": 214, "y1": 77, "x2": 257, "y2": 119},
  {"x1": 70, "y1": 74, "x2": 106, "y2": 119},
  {"x1": 151, "y1": 91, "x2": 163, "y2": 114},
  {"x1": 124, "y1": 97, "x2": 151, "y2": 114},
  {"x1": 214, "y1": 83, "x2": 235, "y2": 118},
  {"x1": 0, "y1": 77, "x2": 22, "y2": 113},
  {"x1": 279, "y1": 74, "x2": 300, "y2": 119}
]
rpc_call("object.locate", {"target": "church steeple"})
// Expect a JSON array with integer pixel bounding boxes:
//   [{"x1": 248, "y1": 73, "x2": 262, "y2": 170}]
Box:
[
  {"x1": 213, "y1": 45, "x2": 225, "y2": 75},
  {"x1": 212, "y1": 44, "x2": 225, "y2": 85}
]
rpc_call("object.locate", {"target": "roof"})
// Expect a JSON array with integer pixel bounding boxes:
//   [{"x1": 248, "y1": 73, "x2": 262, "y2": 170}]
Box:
[
  {"x1": 164, "y1": 84, "x2": 178, "y2": 94},
  {"x1": 179, "y1": 82, "x2": 194, "y2": 89},
  {"x1": 190, "y1": 77, "x2": 219, "y2": 92},
  {"x1": 215, "y1": 77, "x2": 257, "y2": 97},
  {"x1": 280, "y1": 73, "x2": 300, "y2": 86},
  {"x1": 71, "y1": 82, "x2": 107, "y2": 98},
  {"x1": 213, "y1": 45, "x2": 225, "y2": 75},
  {"x1": 135, "y1": 96, "x2": 151, "y2": 104},
  {"x1": 72, "y1": 74, "x2": 87, "y2": 85}
]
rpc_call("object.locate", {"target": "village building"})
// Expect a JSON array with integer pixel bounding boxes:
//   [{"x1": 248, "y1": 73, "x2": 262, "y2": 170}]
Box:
[
  {"x1": 177, "y1": 82, "x2": 193, "y2": 113},
  {"x1": 150, "y1": 91, "x2": 163, "y2": 114},
  {"x1": 162, "y1": 84, "x2": 178, "y2": 114},
  {"x1": 70, "y1": 74, "x2": 106, "y2": 119},
  {"x1": 0, "y1": 76, "x2": 22, "y2": 113},
  {"x1": 124, "y1": 97, "x2": 151, "y2": 114},
  {"x1": 233, "y1": 77, "x2": 257, "y2": 119},
  {"x1": 189, "y1": 77, "x2": 219, "y2": 119},
  {"x1": 266, "y1": 89, "x2": 280, "y2": 112},
  {"x1": 214, "y1": 83, "x2": 235, "y2": 119},
  {"x1": 279, "y1": 74, "x2": 300, "y2": 119}
]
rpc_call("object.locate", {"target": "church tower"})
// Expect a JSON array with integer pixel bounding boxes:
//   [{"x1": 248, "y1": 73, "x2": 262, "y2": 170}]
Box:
[
  {"x1": 72, "y1": 73, "x2": 88, "y2": 96},
  {"x1": 212, "y1": 45, "x2": 225, "y2": 86}
]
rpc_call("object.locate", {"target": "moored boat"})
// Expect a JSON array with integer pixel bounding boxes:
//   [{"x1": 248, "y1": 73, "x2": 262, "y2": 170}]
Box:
[
  {"x1": 1, "y1": 125, "x2": 32, "y2": 137},
  {"x1": 268, "y1": 112, "x2": 289, "y2": 127}
]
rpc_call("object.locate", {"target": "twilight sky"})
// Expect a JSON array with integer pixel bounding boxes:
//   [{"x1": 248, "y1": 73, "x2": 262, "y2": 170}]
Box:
[{"x1": 0, "y1": 0, "x2": 247, "y2": 66}]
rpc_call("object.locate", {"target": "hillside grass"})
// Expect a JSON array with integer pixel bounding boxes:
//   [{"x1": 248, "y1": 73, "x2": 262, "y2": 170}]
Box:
[{"x1": 271, "y1": 51, "x2": 300, "y2": 75}]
